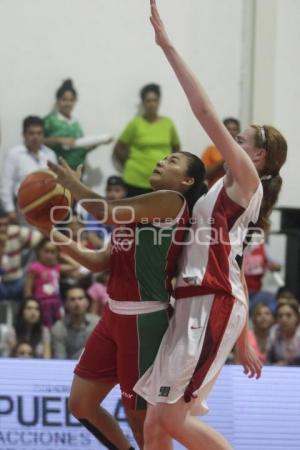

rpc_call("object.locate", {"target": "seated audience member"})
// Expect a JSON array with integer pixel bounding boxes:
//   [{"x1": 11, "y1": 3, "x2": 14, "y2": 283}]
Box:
[
  {"x1": 0, "y1": 116, "x2": 57, "y2": 224},
  {"x1": 201, "y1": 117, "x2": 240, "y2": 188},
  {"x1": 87, "y1": 272, "x2": 109, "y2": 316},
  {"x1": 244, "y1": 239, "x2": 281, "y2": 313},
  {"x1": 51, "y1": 285, "x2": 99, "y2": 359},
  {"x1": 12, "y1": 341, "x2": 35, "y2": 358},
  {"x1": 85, "y1": 176, "x2": 127, "y2": 249},
  {"x1": 276, "y1": 286, "x2": 297, "y2": 302},
  {"x1": 248, "y1": 304, "x2": 275, "y2": 364},
  {"x1": 44, "y1": 79, "x2": 112, "y2": 170},
  {"x1": 24, "y1": 238, "x2": 62, "y2": 328},
  {"x1": 0, "y1": 204, "x2": 41, "y2": 304},
  {"x1": 267, "y1": 298, "x2": 300, "y2": 366},
  {"x1": 15, "y1": 298, "x2": 51, "y2": 359},
  {"x1": 0, "y1": 323, "x2": 16, "y2": 357},
  {"x1": 113, "y1": 83, "x2": 180, "y2": 197}
]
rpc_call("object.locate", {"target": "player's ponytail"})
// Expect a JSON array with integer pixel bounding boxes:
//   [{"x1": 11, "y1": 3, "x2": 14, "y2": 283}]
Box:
[
  {"x1": 181, "y1": 152, "x2": 207, "y2": 213},
  {"x1": 251, "y1": 125, "x2": 287, "y2": 232}
]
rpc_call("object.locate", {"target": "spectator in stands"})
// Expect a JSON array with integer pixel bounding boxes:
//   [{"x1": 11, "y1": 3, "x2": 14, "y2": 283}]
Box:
[
  {"x1": 0, "y1": 204, "x2": 42, "y2": 305},
  {"x1": 113, "y1": 83, "x2": 180, "y2": 196},
  {"x1": 267, "y1": 298, "x2": 300, "y2": 366},
  {"x1": 44, "y1": 79, "x2": 112, "y2": 170},
  {"x1": 85, "y1": 175, "x2": 127, "y2": 249},
  {"x1": 276, "y1": 286, "x2": 297, "y2": 302},
  {"x1": 51, "y1": 285, "x2": 98, "y2": 359},
  {"x1": 12, "y1": 341, "x2": 35, "y2": 358},
  {"x1": 24, "y1": 238, "x2": 62, "y2": 328},
  {"x1": 15, "y1": 298, "x2": 51, "y2": 359},
  {"x1": 0, "y1": 116, "x2": 57, "y2": 223},
  {"x1": 201, "y1": 117, "x2": 240, "y2": 188},
  {"x1": 0, "y1": 323, "x2": 16, "y2": 357},
  {"x1": 248, "y1": 303, "x2": 275, "y2": 363},
  {"x1": 244, "y1": 239, "x2": 281, "y2": 312}
]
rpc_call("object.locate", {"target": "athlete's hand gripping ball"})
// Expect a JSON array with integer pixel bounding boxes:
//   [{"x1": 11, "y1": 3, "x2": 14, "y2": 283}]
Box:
[{"x1": 47, "y1": 158, "x2": 82, "y2": 192}]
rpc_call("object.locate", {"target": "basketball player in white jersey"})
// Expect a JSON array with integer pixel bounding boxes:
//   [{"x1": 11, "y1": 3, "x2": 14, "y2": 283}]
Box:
[{"x1": 134, "y1": 2, "x2": 288, "y2": 449}]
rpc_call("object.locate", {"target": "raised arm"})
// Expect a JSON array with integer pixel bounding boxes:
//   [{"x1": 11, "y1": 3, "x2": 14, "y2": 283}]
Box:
[
  {"x1": 47, "y1": 158, "x2": 184, "y2": 224},
  {"x1": 149, "y1": 0, "x2": 259, "y2": 201}
]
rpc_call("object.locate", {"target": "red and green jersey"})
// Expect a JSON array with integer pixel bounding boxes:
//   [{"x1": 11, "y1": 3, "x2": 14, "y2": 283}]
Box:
[{"x1": 107, "y1": 200, "x2": 189, "y2": 302}]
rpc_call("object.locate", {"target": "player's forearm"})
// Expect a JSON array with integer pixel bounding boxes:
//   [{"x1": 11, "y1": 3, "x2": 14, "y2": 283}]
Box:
[
  {"x1": 160, "y1": 43, "x2": 259, "y2": 193},
  {"x1": 237, "y1": 270, "x2": 250, "y2": 348},
  {"x1": 67, "y1": 179, "x2": 107, "y2": 220},
  {"x1": 236, "y1": 321, "x2": 249, "y2": 348},
  {"x1": 51, "y1": 229, "x2": 109, "y2": 272},
  {"x1": 160, "y1": 43, "x2": 215, "y2": 121}
]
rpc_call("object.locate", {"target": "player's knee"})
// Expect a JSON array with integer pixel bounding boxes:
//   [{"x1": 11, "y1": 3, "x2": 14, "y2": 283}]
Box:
[
  {"x1": 157, "y1": 407, "x2": 180, "y2": 435},
  {"x1": 144, "y1": 410, "x2": 166, "y2": 446},
  {"x1": 144, "y1": 407, "x2": 161, "y2": 434},
  {"x1": 68, "y1": 393, "x2": 89, "y2": 419}
]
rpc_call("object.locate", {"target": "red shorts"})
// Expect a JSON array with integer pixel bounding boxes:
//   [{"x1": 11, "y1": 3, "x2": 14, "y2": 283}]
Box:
[{"x1": 74, "y1": 304, "x2": 169, "y2": 409}]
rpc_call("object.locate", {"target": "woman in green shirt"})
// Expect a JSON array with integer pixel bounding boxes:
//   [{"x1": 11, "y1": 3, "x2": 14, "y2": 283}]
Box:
[
  {"x1": 113, "y1": 83, "x2": 181, "y2": 196},
  {"x1": 44, "y1": 79, "x2": 111, "y2": 170}
]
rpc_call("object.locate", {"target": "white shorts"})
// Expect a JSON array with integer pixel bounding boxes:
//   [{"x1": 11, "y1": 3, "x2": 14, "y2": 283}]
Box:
[{"x1": 134, "y1": 294, "x2": 247, "y2": 415}]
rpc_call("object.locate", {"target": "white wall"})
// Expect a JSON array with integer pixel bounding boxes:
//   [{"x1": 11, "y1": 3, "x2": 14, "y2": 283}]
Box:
[
  {"x1": 0, "y1": 0, "x2": 243, "y2": 192},
  {"x1": 252, "y1": 0, "x2": 300, "y2": 208},
  {"x1": 274, "y1": 0, "x2": 300, "y2": 208}
]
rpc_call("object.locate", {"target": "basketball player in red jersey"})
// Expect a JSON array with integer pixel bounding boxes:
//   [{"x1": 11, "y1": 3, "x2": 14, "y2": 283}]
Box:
[
  {"x1": 45, "y1": 150, "x2": 207, "y2": 450},
  {"x1": 133, "y1": 2, "x2": 287, "y2": 450}
]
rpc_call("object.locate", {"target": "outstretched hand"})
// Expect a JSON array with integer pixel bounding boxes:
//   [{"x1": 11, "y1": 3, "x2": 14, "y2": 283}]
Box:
[
  {"x1": 47, "y1": 158, "x2": 82, "y2": 191},
  {"x1": 150, "y1": 0, "x2": 171, "y2": 48}
]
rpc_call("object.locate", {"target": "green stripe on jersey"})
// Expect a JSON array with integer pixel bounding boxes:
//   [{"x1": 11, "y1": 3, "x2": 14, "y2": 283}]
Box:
[
  {"x1": 135, "y1": 224, "x2": 174, "y2": 301},
  {"x1": 136, "y1": 309, "x2": 169, "y2": 409}
]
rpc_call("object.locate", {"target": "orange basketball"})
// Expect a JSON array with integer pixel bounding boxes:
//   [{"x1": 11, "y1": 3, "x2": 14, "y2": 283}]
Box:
[{"x1": 17, "y1": 170, "x2": 72, "y2": 228}]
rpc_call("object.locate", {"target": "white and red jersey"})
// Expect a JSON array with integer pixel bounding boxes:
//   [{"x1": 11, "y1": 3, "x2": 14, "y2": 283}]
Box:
[{"x1": 175, "y1": 177, "x2": 263, "y2": 306}]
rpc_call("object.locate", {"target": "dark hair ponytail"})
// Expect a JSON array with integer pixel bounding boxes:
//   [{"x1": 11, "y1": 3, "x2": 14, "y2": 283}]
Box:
[
  {"x1": 181, "y1": 152, "x2": 207, "y2": 213},
  {"x1": 56, "y1": 79, "x2": 77, "y2": 100}
]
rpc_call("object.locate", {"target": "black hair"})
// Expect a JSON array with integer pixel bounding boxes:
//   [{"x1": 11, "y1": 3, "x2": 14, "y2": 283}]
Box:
[
  {"x1": 15, "y1": 299, "x2": 43, "y2": 350},
  {"x1": 223, "y1": 117, "x2": 240, "y2": 130},
  {"x1": 276, "y1": 298, "x2": 300, "y2": 319},
  {"x1": 22, "y1": 116, "x2": 44, "y2": 134},
  {"x1": 35, "y1": 237, "x2": 58, "y2": 258},
  {"x1": 106, "y1": 175, "x2": 126, "y2": 189},
  {"x1": 140, "y1": 83, "x2": 161, "y2": 101},
  {"x1": 64, "y1": 284, "x2": 87, "y2": 300},
  {"x1": 0, "y1": 201, "x2": 9, "y2": 218},
  {"x1": 56, "y1": 79, "x2": 77, "y2": 100},
  {"x1": 181, "y1": 151, "x2": 207, "y2": 213},
  {"x1": 276, "y1": 285, "x2": 296, "y2": 300}
]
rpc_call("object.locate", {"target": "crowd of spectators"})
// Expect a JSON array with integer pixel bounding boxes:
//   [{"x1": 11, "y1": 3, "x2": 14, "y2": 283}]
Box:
[{"x1": 0, "y1": 79, "x2": 299, "y2": 367}]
